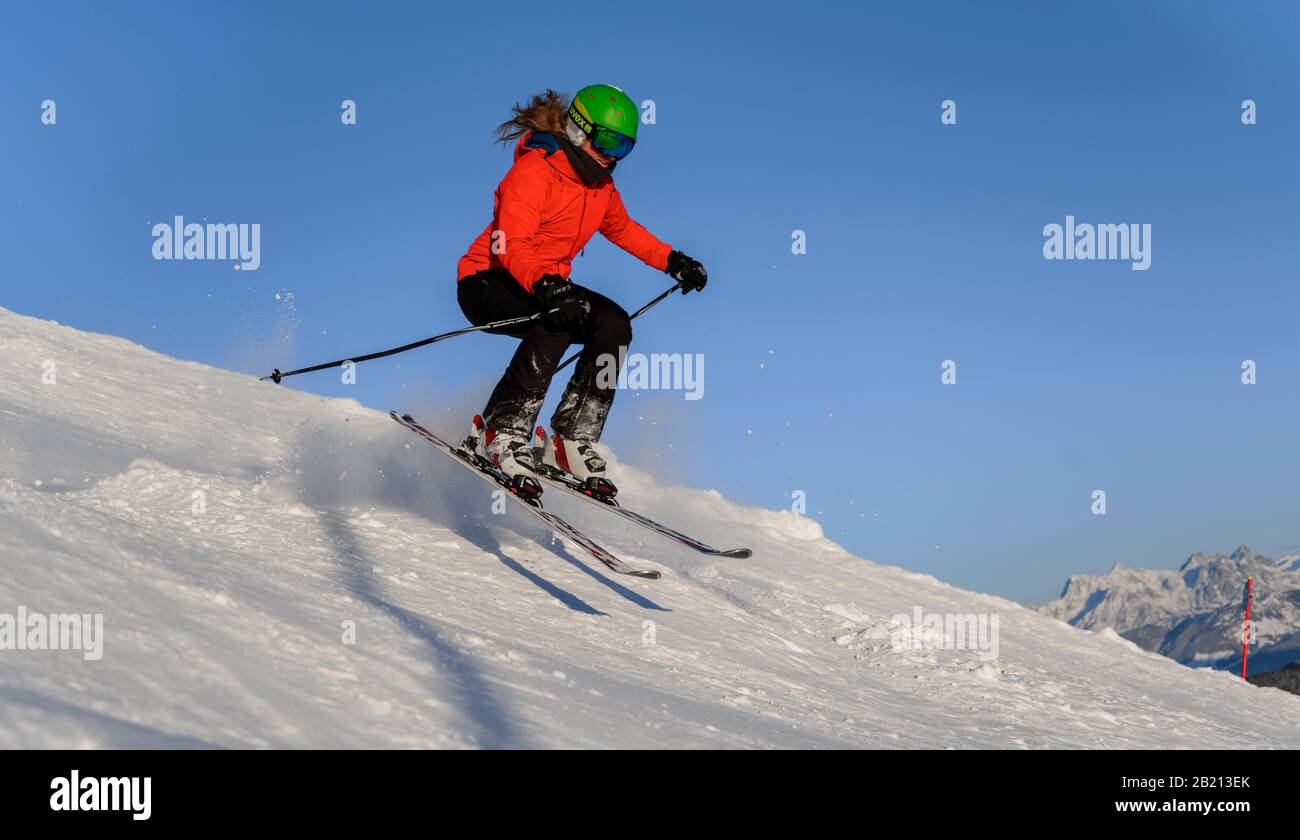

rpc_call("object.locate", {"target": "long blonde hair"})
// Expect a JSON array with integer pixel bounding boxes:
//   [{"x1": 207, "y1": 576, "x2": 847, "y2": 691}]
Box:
[{"x1": 494, "y1": 89, "x2": 569, "y2": 144}]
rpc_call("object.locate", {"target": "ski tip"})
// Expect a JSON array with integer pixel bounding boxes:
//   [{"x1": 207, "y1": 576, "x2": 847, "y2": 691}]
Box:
[
  {"x1": 629, "y1": 569, "x2": 662, "y2": 580},
  {"x1": 719, "y1": 548, "x2": 753, "y2": 559}
]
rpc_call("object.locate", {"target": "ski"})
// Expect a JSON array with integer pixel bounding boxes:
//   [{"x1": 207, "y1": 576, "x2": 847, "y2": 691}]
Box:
[
  {"x1": 389, "y1": 411, "x2": 661, "y2": 580},
  {"x1": 527, "y1": 462, "x2": 753, "y2": 559}
]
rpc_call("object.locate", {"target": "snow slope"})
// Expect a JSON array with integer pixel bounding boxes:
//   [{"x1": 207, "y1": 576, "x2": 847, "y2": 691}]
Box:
[{"x1": 2, "y1": 306, "x2": 1298, "y2": 748}]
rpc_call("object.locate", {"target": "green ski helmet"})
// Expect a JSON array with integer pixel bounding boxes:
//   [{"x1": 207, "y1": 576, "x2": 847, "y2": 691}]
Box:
[{"x1": 567, "y1": 84, "x2": 639, "y2": 160}]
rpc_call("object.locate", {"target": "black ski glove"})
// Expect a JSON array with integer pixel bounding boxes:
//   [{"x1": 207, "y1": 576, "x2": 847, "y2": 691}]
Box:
[
  {"x1": 666, "y1": 250, "x2": 708, "y2": 294},
  {"x1": 533, "y1": 274, "x2": 590, "y2": 331}
]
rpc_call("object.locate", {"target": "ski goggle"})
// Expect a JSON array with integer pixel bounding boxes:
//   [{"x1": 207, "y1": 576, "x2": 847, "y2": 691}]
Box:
[
  {"x1": 568, "y1": 101, "x2": 636, "y2": 160},
  {"x1": 588, "y1": 124, "x2": 636, "y2": 160}
]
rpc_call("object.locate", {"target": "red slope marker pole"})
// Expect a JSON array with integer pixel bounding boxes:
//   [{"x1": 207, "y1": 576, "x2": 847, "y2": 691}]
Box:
[{"x1": 1241, "y1": 576, "x2": 1253, "y2": 680}]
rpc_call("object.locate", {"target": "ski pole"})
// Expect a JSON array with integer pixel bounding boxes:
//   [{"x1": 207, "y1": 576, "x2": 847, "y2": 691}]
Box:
[
  {"x1": 551, "y1": 281, "x2": 684, "y2": 374},
  {"x1": 1241, "y1": 576, "x2": 1253, "y2": 680},
  {"x1": 261, "y1": 309, "x2": 557, "y2": 384}
]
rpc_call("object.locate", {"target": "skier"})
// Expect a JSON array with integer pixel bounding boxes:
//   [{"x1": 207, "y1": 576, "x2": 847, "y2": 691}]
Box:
[{"x1": 457, "y1": 85, "x2": 708, "y2": 496}]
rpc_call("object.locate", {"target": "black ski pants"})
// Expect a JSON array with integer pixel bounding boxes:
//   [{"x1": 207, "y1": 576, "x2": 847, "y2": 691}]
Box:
[{"x1": 457, "y1": 269, "x2": 632, "y2": 442}]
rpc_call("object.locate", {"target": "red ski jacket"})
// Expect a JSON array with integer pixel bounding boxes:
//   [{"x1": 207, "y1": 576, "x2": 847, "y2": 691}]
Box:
[{"x1": 457, "y1": 132, "x2": 672, "y2": 292}]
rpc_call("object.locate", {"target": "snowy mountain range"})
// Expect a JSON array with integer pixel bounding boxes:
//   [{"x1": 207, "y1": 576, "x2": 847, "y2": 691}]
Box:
[
  {"x1": 2, "y1": 305, "x2": 1298, "y2": 748},
  {"x1": 1041, "y1": 546, "x2": 1300, "y2": 676}
]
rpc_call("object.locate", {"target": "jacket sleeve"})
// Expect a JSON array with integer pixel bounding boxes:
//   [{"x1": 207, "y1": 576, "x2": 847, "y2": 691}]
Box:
[
  {"x1": 493, "y1": 153, "x2": 562, "y2": 292},
  {"x1": 599, "y1": 186, "x2": 672, "y2": 272}
]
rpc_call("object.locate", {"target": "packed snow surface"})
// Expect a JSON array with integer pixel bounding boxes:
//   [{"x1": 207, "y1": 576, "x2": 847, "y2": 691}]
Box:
[{"x1": 2, "y1": 307, "x2": 1297, "y2": 748}]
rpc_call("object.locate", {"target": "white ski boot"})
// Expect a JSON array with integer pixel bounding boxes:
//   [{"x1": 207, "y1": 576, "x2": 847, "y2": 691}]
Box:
[
  {"x1": 533, "y1": 427, "x2": 618, "y2": 499},
  {"x1": 469, "y1": 415, "x2": 542, "y2": 499}
]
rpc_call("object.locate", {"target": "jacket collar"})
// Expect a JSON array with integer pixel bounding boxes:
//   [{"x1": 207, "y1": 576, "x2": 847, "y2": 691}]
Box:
[{"x1": 518, "y1": 131, "x2": 613, "y2": 187}]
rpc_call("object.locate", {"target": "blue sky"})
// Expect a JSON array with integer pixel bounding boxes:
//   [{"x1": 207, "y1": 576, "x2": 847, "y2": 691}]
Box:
[{"x1": 3, "y1": 1, "x2": 1297, "y2": 603}]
